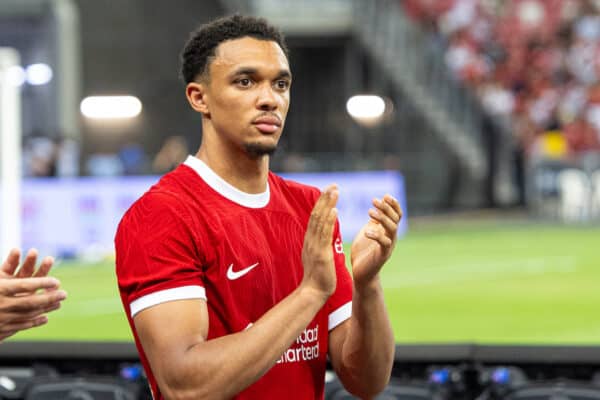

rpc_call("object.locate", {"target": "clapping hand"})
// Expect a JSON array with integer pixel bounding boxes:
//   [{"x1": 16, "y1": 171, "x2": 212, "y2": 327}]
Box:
[
  {"x1": 350, "y1": 195, "x2": 402, "y2": 287},
  {"x1": 0, "y1": 249, "x2": 67, "y2": 341}
]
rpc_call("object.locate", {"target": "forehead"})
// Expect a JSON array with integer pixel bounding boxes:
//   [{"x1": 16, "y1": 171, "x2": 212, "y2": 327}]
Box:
[{"x1": 210, "y1": 36, "x2": 289, "y2": 75}]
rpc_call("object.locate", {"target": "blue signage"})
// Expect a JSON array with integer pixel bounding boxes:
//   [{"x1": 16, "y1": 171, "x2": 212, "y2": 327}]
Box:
[{"x1": 2, "y1": 171, "x2": 406, "y2": 258}]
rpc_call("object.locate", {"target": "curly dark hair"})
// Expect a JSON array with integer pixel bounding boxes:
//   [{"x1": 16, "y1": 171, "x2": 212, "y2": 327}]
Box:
[{"x1": 180, "y1": 15, "x2": 289, "y2": 84}]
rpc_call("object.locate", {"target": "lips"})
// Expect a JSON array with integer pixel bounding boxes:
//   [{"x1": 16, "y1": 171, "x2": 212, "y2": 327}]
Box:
[{"x1": 252, "y1": 116, "x2": 281, "y2": 134}]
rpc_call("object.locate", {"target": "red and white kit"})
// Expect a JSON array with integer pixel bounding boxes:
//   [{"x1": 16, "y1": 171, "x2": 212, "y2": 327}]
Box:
[{"x1": 116, "y1": 155, "x2": 353, "y2": 399}]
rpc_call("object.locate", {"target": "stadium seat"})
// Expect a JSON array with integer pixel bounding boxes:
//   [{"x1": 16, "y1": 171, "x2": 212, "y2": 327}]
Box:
[
  {"x1": 23, "y1": 376, "x2": 140, "y2": 400},
  {"x1": 325, "y1": 375, "x2": 442, "y2": 400},
  {"x1": 0, "y1": 365, "x2": 58, "y2": 400},
  {"x1": 557, "y1": 169, "x2": 592, "y2": 223},
  {"x1": 496, "y1": 382, "x2": 600, "y2": 400},
  {"x1": 478, "y1": 366, "x2": 529, "y2": 400},
  {"x1": 477, "y1": 364, "x2": 600, "y2": 400}
]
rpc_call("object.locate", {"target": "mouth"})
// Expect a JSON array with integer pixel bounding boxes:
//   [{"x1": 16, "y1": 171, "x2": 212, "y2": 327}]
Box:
[{"x1": 252, "y1": 116, "x2": 281, "y2": 134}]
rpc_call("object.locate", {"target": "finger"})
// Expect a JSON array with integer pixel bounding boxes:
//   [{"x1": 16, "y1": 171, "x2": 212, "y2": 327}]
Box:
[
  {"x1": 373, "y1": 197, "x2": 401, "y2": 224},
  {"x1": 44, "y1": 300, "x2": 62, "y2": 314},
  {"x1": 1, "y1": 248, "x2": 21, "y2": 276},
  {"x1": 318, "y1": 189, "x2": 338, "y2": 239},
  {"x1": 33, "y1": 256, "x2": 54, "y2": 278},
  {"x1": 318, "y1": 185, "x2": 338, "y2": 214},
  {"x1": 26, "y1": 290, "x2": 66, "y2": 310},
  {"x1": 382, "y1": 195, "x2": 403, "y2": 219},
  {"x1": 0, "y1": 315, "x2": 48, "y2": 336},
  {"x1": 320, "y1": 207, "x2": 338, "y2": 244},
  {"x1": 0, "y1": 278, "x2": 62, "y2": 296},
  {"x1": 368, "y1": 207, "x2": 398, "y2": 237},
  {"x1": 365, "y1": 226, "x2": 393, "y2": 248},
  {"x1": 0, "y1": 331, "x2": 17, "y2": 341},
  {"x1": 4, "y1": 301, "x2": 62, "y2": 323},
  {"x1": 307, "y1": 188, "x2": 331, "y2": 232},
  {"x1": 21, "y1": 299, "x2": 63, "y2": 317},
  {"x1": 308, "y1": 184, "x2": 338, "y2": 233},
  {"x1": 4, "y1": 292, "x2": 66, "y2": 314},
  {"x1": 16, "y1": 248, "x2": 38, "y2": 278}
]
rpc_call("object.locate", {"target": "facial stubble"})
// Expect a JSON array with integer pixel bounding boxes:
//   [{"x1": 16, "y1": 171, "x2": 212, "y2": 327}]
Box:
[{"x1": 244, "y1": 141, "x2": 278, "y2": 158}]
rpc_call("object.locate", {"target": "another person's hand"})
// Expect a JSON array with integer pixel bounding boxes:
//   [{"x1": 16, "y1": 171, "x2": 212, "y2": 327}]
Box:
[
  {"x1": 0, "y1": 248, "x2": 67, "y2": 341},
  {"x1": 351, "y1": 195, "x2": 402, "y2": 286},
  {"x1": 300, "y1": 185, "x2": 339, "y2": 300}
]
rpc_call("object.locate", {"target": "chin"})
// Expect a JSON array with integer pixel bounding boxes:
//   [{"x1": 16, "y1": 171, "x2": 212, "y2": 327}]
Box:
[{"x1": 244, "y1": 141, "x2": 278, "y2": 158}]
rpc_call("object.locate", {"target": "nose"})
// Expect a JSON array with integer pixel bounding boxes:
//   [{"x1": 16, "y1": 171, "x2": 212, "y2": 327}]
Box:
[{"x1": 256, "y1": 83, "x2": 277, "y2": 111}]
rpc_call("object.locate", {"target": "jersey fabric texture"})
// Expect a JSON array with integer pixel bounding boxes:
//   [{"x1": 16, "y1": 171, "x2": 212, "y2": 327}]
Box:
[{"x1": 115, "y1": 155, "x2": 353, "y2": 399}]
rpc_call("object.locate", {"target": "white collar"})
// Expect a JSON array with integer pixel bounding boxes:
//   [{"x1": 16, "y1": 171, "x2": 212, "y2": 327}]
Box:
[{"x1": 184, "y1": 155, "x2": 270, "y2": 208}]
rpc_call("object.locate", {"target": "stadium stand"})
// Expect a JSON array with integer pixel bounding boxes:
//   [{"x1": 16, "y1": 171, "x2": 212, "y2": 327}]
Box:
[{"x1": 401, "y1": 0, "x2": 600, "y2": 218}]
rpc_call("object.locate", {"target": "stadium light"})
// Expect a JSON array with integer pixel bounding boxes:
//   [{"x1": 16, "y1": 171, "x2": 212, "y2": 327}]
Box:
[
  {"x1": 80, "y1": 96, "x2": 142, "y2": 119},
  {"x1": 346, "y1": 94, "x2": 389, "y2": 127},
  {"x1": 26, "y1": 63, "x2": 53, "y2": 85}
]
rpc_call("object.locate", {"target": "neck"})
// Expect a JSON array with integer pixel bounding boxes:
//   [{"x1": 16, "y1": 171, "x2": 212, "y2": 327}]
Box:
[{"x1": 195, "y1": 144, "x2": 270, "y2": 195}]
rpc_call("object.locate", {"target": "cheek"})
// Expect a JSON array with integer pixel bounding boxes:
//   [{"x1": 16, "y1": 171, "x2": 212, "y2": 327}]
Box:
[
  {"x1": 212, "y1": 89, "x2": 238, "y2": 108},
  {"x1": 211, "y1": 93, "x2": 246, "y2": 117},
  {"x1": 279, "y1": 94, "x2": 290, "y2": 114}
]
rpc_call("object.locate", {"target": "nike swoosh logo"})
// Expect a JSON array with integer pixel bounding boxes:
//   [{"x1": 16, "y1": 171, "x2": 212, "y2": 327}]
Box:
[{"x1": 227, "y1": 262, "x2": 260, "y2": 280}]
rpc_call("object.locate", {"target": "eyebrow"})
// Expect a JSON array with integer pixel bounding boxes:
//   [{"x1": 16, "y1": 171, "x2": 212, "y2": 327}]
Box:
[{"x1": 229, "y1": 67, "x2": 292, "y2": 80}]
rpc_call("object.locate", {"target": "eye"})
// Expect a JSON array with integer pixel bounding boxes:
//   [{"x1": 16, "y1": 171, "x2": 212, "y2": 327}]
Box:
[
  {"x1": 236, "y1": 78, "x2": 252, "y2": 87},
  {"x1": 275, "y1": 79, "x2": 290, "y2": 90}
]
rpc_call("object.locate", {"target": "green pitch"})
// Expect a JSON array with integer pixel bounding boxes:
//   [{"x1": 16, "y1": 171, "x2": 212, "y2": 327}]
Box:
[{"x1": 11, "y1": 221, "x2": 600, "y2": 344}]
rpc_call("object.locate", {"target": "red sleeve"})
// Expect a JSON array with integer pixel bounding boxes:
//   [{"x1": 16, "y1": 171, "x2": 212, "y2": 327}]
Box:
[
  {"x1": 326, "y1": 220, "x2": 353, "y2": 331},
  {"x1": 115, "y1": 192, "x2": 205, "y2": 318}
]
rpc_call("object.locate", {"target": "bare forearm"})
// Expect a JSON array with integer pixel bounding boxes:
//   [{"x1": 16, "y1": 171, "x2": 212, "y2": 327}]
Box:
[
  {"x1": 142, "y1": 187, "x2": 341, "y2": 399},
  {"x1": 162, "y1": 287, "x2": 327, "y2": 400},
  {"x1": 338, "y1": 278, "x2": 394, "y2": 397}
]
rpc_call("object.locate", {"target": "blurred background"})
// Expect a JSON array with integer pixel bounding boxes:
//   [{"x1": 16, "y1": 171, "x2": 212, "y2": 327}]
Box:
[{"x1": 1, "y1": 0, "x2": 600, "y2": 399}]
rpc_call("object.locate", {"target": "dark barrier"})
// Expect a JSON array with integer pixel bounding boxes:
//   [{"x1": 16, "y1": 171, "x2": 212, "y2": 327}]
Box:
[
  {"x1": 0, "y1": 342, "x2": 146, "y2": 400},
  {"x1": 1, "y1": 343, "x2": 600, "y2": 399},
  {"x1": 24, "y1": 377, "x2": 140, "y2": 400}
]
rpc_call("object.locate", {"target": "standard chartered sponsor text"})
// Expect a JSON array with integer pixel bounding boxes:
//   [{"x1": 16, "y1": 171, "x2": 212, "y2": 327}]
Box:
[{"x1": 277, "y1": 325, "x2": 319, "y2": 364}]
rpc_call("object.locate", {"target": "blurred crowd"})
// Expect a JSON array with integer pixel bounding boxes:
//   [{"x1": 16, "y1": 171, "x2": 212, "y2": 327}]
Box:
[
  {"x1": 403, "y1": 0, "x2": 600, "y2": 168},
  {"x1": 23, "y1": 135, "x2": 189, "y2": 178},
  {"x1": 403, "y1": 0, "x2": 600, "y2": 218},
  {"x1": 23, "y1": 136, "x2": 79, "y2": 177}
]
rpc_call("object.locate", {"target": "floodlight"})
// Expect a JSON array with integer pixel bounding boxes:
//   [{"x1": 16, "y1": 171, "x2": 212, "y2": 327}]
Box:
[
  {"x1": 26, "y1": 63, "x2": 53, "y2": 85},
  {"x1": 80, "y1": 96, "x2": 142, "y2": 119},
  {"x1": 346, "y1": 94, "x2": 391, "y2": 127}
]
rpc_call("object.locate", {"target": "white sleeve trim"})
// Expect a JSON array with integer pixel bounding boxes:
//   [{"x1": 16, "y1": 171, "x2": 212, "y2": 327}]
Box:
[
  {"x1": 130, "y1": 285, "x2": 206, "y2": 317},
  {"x1": 328, "y1": 301, "x2": 352, "y2": 331}
]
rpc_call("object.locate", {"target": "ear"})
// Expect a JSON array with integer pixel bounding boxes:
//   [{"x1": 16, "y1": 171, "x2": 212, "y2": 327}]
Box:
[{"x1": 186, "y1": 82, "x2": 210, "y2": 115}]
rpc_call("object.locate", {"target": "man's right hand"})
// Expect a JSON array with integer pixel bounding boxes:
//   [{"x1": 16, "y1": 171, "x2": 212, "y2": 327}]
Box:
[
  {"x1": 300, "y1": 184, "x2": 339, "y2": 300},
  {"x1": 0, "y1": 248, "x2": 67, "y2": 341}
]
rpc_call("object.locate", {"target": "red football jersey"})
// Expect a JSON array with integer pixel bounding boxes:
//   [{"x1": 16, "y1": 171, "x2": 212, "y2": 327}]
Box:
[{"x1": 115, "y1": 156, "x2": 353, "y2": 399}]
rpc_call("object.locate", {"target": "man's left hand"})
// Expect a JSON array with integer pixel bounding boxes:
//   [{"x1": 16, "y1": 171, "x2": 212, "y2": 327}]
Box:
[{"x1": 350, "y1": 195, "x2": 402, "y2": 287}]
